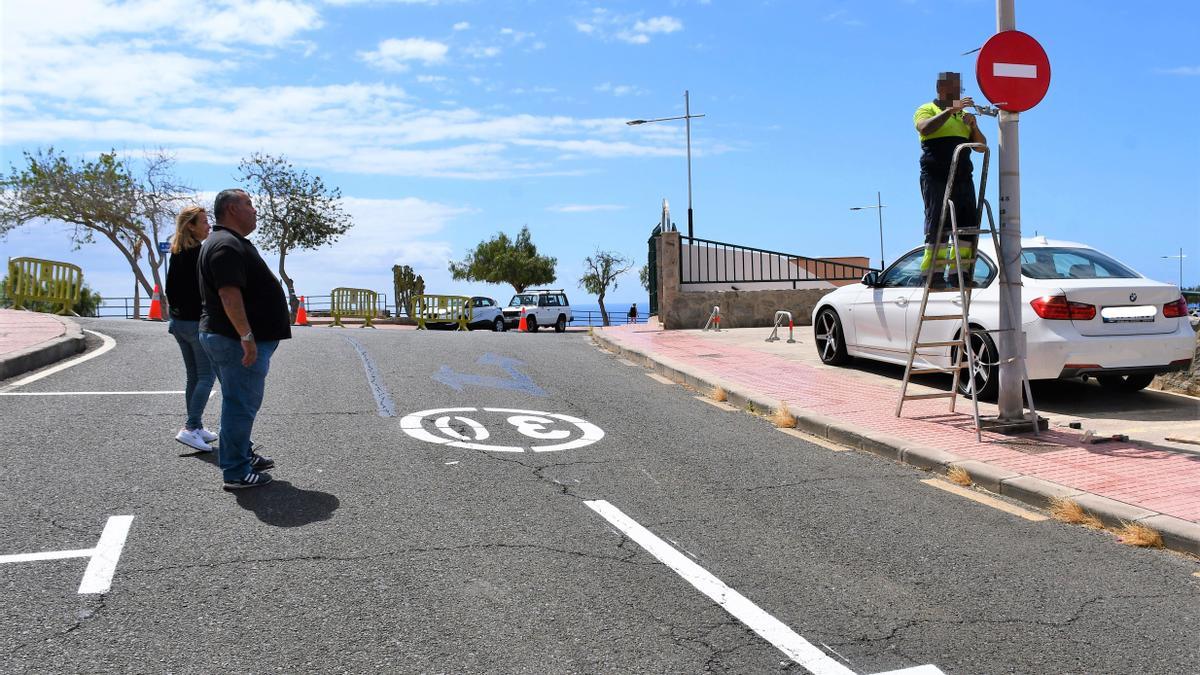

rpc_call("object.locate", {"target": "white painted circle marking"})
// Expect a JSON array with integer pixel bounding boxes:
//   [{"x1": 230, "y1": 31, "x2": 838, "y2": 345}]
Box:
[{"x1": 400, "y1": 407, "x2": 604, "y2": 453}]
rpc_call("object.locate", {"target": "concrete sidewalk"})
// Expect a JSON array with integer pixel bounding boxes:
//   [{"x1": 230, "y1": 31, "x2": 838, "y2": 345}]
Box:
[
  {"x1": 0, "y1": 309, "x2": 85, "y2": 380},
  {"x1": 595, "y1": 321, "x2": 1200, "y2": 556}
]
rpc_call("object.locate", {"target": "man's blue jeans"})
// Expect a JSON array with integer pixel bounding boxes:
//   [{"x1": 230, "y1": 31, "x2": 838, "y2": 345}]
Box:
[
  {"x1": 199, "y1": 333, "x2": 279, "y2": 482},
  {"x1": 168, "y1": 319, "x2": 216, "y2": 431}
]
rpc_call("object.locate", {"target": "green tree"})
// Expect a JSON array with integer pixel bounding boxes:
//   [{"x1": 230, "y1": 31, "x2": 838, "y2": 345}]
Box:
[
  {"x1": 639, "y1": 263, "x2": 650, "y2": 292},
  {"x1": 237, "y1": 153, "x2": 354, "y2": 320},
  {"x1": 392, "y1": 264, "x2": 426, "y2": 317},
  {"x1": 449, "y1": 225, "x2": 556, "y2": 293},
  {"x1": 0, "y1": 148, "x2": 190, "y2": 309},
  {"x1": 579, "y1": 250, "x2": 634, "y2": 327}
]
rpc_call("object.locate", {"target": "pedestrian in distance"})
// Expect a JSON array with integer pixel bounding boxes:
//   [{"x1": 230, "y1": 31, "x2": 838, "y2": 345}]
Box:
[
  {"x1": 198, "y1": 189, "x2": 291, "y2": 490},
  {"x1": 166, "y1": 206, "x2": 219, "y2": 453},
  {"x1": 627, "y1": 303, "x2": 638, "y2": 324},
  {"x1": 914, "y1": 71, "x2": 987, "y2": 284}
]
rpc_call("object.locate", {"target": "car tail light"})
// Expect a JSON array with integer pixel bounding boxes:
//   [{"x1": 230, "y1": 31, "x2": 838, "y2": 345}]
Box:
[
  {"x1": 1163, "y1": 296, "x2": 1189, "y2": 318},
  {"x1": 1030, "y1": 295, "x2": 1096, "y2": 320}
]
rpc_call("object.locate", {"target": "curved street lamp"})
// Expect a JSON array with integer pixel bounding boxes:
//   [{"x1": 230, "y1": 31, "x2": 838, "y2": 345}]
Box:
[
  {"x1": 627, "y1": 90, "x2": 705, "y2": 238},
  {"x1": 849, "y1": 191, "x2": 886, "y2": 270}
]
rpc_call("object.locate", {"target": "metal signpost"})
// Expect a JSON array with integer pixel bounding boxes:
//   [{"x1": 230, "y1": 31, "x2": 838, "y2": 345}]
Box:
[{"x1": 976, "y1": 1, "x2": 1051, "y2": 426}]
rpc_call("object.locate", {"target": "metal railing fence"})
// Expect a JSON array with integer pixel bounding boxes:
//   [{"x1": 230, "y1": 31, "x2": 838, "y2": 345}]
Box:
[{"x1": 680, "y1": 236, "x2": 876, "y2": 285}]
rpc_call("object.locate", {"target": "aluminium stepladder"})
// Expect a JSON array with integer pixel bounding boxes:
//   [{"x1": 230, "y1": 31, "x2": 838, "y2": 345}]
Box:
[{"x1": 895, "y1": 142, "x2": 1038, "y2": 441}]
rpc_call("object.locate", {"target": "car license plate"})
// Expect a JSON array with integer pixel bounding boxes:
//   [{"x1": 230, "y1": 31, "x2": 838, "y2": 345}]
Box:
[{"x1": 1100, "y1": 305, "x2": 1156, "y2": 323}]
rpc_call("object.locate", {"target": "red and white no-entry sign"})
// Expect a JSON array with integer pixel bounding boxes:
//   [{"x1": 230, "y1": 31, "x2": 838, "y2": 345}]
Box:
[{"x1": 976, "y1": 30, "x2": 1050, "y2": 113}]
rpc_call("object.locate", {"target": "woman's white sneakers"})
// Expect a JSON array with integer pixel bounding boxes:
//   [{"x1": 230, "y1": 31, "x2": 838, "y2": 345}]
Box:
[{"x1": 175, "y1": 428, "x2": 214, "y2": 453}]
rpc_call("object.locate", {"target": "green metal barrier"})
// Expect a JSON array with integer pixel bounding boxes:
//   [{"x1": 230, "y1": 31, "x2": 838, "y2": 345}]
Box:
[
  {"x1": 6, "y1": 257, "x2": 84, "y2": 316},
  {"x1": 414, "y1": 294, "x2": 472, "y2": 331},
  {"x1": 329, "y1": 287, "x2": 380, "y2": 328}
]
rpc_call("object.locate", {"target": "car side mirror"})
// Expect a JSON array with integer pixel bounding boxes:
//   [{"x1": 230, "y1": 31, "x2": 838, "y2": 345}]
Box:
[{"x1": 862, "y1": 271, "x2": 879, "y2": 287}]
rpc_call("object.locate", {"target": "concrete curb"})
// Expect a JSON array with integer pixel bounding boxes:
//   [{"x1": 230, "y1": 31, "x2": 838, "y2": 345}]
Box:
[
  {"x1": 0, "y1": 316, "x2": 86, "y2": 381},
  {"x1": 594, "y1": 330, "x2": 1200, "y2": 558}
]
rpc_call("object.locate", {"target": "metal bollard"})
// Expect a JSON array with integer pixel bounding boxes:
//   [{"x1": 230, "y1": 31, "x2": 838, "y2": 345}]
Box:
[
  {"x1": 702, "y1": 305, "x2": 721, "y2": 332},
  {"x1": 765, "y1": 310, "x2": 795, "y2": 343}
]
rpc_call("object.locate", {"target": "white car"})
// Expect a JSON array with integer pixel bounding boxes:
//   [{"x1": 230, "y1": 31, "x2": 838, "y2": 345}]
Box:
[
  {"x1": 502, "y1": 289, "x2": 573, "y2": 332},
  {"x1": 467, "y1": 296, "x2": 505, "y2": 331},
  {"x1": 811, "y1": 236, "x2": 1195, "y2": 397}
]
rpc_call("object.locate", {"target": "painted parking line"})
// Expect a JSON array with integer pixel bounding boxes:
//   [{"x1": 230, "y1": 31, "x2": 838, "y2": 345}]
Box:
[
  {"x1": 776, "y1": 427, "x2": 851, "y2": 452},
  {"x1": 617, "y1": 358, "x2": 638, "y2": 367},
  {"x1": 920, "y1": 479, "x2": 1048, "y2": 522},
  {"x1": 0, "y1": 329, "x2": 115, "y2": 393},
  {"x1": 343, "y1": 336, "x2": 397, "y2": 417},
  {"x1": 645, "y1": 373, "x2": 675, "y2": 385},
  {"x1": 586, "y1": 500, "x2": 942, "y2": 675},
  {"x1": 695, "y1": 395, "x2": 739, "y2": 412},
  {"x1": 0, "y1": 516, "x2": 134, "y2": 594}
]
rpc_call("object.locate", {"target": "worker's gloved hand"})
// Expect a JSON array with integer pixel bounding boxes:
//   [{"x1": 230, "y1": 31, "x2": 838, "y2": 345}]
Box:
[{"x1": 962, "y1": 112, "x2": 977, "y2": 128}]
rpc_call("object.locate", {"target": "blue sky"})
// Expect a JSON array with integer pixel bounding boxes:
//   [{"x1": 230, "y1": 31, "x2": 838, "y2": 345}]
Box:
[{"x1": 2, "y1": 0, "x2": 1198, "y2": 305}]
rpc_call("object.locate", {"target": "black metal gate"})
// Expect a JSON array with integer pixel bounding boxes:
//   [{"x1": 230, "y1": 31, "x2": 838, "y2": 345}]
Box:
[{"x1": 647, "y1": 226, "x2": 661, "y2": 316}]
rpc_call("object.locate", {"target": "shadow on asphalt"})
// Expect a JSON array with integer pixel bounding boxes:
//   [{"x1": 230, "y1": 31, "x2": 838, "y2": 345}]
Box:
[{"x1": 233, "y1": 481, "x2": 340, "y2": 527}]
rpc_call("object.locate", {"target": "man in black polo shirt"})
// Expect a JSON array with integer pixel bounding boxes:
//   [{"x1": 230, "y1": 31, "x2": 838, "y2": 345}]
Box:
[{"x1": 198, "y1": 188, "x2": 292, "y2": 490}]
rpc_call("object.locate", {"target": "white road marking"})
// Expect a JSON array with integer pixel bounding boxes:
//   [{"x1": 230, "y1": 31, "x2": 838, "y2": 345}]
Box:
[
  {"x1": 921, "y1": 479, "x2": 1048, "y2": 522},
  {"x1": 400, "y1": 407, "x2": 604, "y2": 453},
  {"x1": 0, "y1": 329, "x2": 116, "y2": 392},
  {"x1": 585, "y1": 499, "x2": 855, "y2": 674},
  {"x1": 0, "y1": 548, "x2": 95, "y2": 564},
  {"x1": 777, "y1": 427, "x2": 850, "y2": 452},
  {"x1": 78, "y1": 516, "x2": 134, "y2": 594},
  {"x1": 586, "y1": 500, "x2": 946, "y2": 675},
  {"x1": 646, "y1": 373, "x2": 675, "y2": 385},
  {"x1": 0, "y1": 391, "x2": 185, "y2": 396},
  {"x1": 695, "y1": 395, "x2": 739, "y2": 412},
  {"x1": 993, "y1": 62, "x2": 1037, "y2": 78},
  {"x1": 617, "y1": 358, "x2": 638, "y2": 367},
  {"x1": 0, "y1": 515, "x2": 134, "y2": 595}
]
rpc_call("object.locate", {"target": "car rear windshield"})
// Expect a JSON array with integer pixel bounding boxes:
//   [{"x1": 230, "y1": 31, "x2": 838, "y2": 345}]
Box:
[{"x1": 1020, "y1": 247, "x2": 1139, "y2": 280}]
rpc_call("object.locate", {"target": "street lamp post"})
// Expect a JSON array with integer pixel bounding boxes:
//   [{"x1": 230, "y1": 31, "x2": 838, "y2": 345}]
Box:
[
  {"x1": 849, "y1": 191, "x2": 887, "y2": 269},
  {"x1": 1163, "y1": 248, "x2": 1186, "y2": 289},
  {"x1": 627, "y1": 90, "x2": 706, "y2": 238}
]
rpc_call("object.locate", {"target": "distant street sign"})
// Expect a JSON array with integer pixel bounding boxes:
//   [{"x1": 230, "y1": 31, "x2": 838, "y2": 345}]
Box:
[
  {"x1": 157, "y1": 241, "x2": 170, "y2": 255},
  {"x1": 976, "y1": 30, "x2": 1050, "y2": 113}
]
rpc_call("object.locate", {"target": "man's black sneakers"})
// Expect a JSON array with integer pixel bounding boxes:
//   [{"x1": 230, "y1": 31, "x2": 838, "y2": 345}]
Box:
[
  {"x1": 249, "y1": 450, "x2": 275, "y2": 471},
  {"x1": 223, "y1": 471, "x2": 273, "y2": 490}
]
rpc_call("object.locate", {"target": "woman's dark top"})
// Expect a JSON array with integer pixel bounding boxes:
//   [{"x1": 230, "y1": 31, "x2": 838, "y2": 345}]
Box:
[{"x1": 166, "y1": 246, "x2": 203, "y2": 321}]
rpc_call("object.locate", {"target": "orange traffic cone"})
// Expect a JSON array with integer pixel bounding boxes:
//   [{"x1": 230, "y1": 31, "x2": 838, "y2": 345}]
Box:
[
  {"x1": 147, "y1": 284, "x2": 164, "y2": 321},
  {"x1": 295, "y1": 296, "x2": 309, "y2": 326},
  {"x1": 517, "y1": 307, "x2": 528, "y2": 332}
]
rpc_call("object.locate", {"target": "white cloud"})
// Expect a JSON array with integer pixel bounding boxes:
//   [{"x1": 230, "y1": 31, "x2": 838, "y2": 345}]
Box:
[
  {"x1": 632, "y1": 16, "x2": 683, "y2": 34},
  {"x1": 359, "y1": 38, "x2": 449, "y2": 71},
  {"x1": 594, "y1": 82, "x2": 646, "y2": 97},
  {"x1": 1158, "y1": 66, "x2": 1200, "y2": 76},
  {"x1": 546, "y1": 204, "x2": 627, "y2": 213},
  {"x1": 573, "y1": 10, "x2": 684, "y2": 44},
  {"x1": 453, "y1": 21, "x2": 471, "y2": 31},
  {"x1": 463, "y1": 45, "x2": 502, "y2": 59}
]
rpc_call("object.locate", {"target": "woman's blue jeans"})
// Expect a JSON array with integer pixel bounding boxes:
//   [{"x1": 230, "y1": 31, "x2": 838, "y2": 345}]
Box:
[
  {"x1": 168, "y1": 319, "x2": 216, "y2": 431},
  {"x1": 199, "y1": 333, "x2": 279, "y2": 482}
]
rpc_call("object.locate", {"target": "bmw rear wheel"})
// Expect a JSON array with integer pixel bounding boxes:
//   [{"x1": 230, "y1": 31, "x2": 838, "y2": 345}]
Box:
[{"x1": 954, "y1": 330, "x2": 999, "y2": 400}]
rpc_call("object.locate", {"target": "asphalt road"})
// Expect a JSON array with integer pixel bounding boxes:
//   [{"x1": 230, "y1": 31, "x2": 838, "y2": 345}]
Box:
[{"x1": 1, "y1": 318, "x2": 1197, "y2": 674}]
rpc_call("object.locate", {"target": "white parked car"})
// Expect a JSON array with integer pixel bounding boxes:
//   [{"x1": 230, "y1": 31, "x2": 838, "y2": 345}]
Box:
[
  {"x1": 811, "y1": 236, "x2": 1195, "y2": 397},
  {"x1": 467, "y1": 296, "x2": 505, "y2": 331},
  {"x1": 502, "y1": 289, "x2": 573, "y2": 332}
]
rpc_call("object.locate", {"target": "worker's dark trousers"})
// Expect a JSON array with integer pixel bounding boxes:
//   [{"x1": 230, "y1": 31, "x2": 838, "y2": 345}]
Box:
[{"x1": 920, "y1": 171, "x2": 979, "y2": 276}]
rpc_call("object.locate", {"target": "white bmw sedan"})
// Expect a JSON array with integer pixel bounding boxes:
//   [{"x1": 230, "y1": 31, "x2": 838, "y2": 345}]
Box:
[{"x1": 811, "y1": 236, "x2": 1195, "y2": 397}]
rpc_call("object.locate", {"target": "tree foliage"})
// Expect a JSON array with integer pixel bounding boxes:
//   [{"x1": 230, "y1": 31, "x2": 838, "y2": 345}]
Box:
[
  {"x1": 392, "y1": 264, "x2": 426, "y2": 317},
  {"x1": 579, "y1": 250, "x2": 634, "y2": 327},
  {"x1": 449, "y1": 226, "x2": 556, "y2": 293},
  {"x1": 237, "y1": 152, "x2": 353, "y2": 318},
  {"x1": 0, "y1": 147, "x2": 191, "y2": 305},
  {"x1": 639, "y1": 263, "x2": 650, "y2": 292}
]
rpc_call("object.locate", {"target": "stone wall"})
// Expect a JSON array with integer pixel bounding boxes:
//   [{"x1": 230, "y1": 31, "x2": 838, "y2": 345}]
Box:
[{"x1": 656, "y1": 231, "x2": 838, "y2": 329}]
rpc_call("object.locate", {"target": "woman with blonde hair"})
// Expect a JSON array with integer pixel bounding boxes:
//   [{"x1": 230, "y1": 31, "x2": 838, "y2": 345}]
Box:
[{"x1": 166, "y1": 205, "x2": 218, "y2": 452}]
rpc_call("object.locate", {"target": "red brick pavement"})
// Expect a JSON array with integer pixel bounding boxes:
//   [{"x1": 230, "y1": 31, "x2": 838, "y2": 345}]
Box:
[
  {"x1": 0, "y1": 309, "x2": 67, "y2": 357},
  {"x1": 602, "y1": 324, "x2": 1200, "y2": 524}
]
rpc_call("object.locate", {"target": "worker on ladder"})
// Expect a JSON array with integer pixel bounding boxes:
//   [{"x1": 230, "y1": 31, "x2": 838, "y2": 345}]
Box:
[{"x1": 914, "y1": 71, "x2": 987, "y2": 285}]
